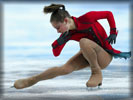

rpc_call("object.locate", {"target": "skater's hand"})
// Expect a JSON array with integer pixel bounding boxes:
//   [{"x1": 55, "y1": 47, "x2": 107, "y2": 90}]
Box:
[
  {"x1": 105, "y1": 34, "x2": 117, "y2": 44},
  {"x1": 57, "y1": 31, "x2": 71, "y2": 45}
]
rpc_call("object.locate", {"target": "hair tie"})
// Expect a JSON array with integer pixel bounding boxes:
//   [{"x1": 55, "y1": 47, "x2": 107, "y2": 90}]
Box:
[{"x1": 61, "y1": 5, "x2": 65, "y2": 10}]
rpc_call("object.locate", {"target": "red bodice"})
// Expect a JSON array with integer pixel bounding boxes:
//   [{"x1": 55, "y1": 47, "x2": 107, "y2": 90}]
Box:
[{"x1": 52, "y1": 11, "x2": 121, "y2": 57}]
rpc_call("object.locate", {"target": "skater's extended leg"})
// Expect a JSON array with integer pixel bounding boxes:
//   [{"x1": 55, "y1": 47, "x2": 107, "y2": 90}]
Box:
[
  {"x1": 79, "y1": 38, "x2": 112, "y2": 87},
  {"x1": 14, "y1": 51, "x2": 89, "y2": 89},
  {"x1": 35, "y1": 51, "x2": 89, "y2": 81}
]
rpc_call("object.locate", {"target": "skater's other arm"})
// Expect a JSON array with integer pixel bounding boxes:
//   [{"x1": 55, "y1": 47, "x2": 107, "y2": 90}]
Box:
[{"x1": 84, "y1": 11, "x2": 117, "y2": 35}]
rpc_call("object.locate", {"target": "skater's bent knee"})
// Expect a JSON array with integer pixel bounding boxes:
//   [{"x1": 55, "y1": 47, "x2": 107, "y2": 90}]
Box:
[
  {"x1": 79, "y1": 38, "x2": 92, "y2": 49},
  {"x1": 79, "y1": 38, "x2": 87, "y2": 45}
]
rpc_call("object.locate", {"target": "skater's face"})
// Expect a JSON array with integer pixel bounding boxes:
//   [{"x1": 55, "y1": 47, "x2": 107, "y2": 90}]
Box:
[{"x1": 51, "y1": 18, "x2": 69, "y2": 33}]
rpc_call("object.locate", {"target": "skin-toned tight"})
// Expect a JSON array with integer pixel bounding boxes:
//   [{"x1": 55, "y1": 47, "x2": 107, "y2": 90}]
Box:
[
  {"x1": 35, "y1": 38, "x2": 112, "y2": 82},
  {"x1": 14, "y1": 38, "x2": 113, "y2": 89}
]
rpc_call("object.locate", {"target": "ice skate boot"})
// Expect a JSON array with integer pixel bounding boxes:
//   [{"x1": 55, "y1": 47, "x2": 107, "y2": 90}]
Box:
[
  {"x1": 86, "y1": 67, "x2": 102, "y2": 87},
  {"x1": 14, "y1": 76, "x2": 38, "y2": 89}
]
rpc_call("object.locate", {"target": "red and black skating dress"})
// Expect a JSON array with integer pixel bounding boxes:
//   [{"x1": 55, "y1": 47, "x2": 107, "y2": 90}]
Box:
[{"x1": 52, "y1": 11, "x2": 131, "y2": 59}]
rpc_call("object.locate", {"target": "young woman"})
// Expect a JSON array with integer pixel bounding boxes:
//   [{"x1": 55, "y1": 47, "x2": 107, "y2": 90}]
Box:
[{"x1": 14, "y1": 4, "x2": 131, "y2": 89}]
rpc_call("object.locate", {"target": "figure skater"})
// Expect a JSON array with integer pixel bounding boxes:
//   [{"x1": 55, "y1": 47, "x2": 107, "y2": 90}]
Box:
[{"x1": 13, "y1": 4, "x2": 131, "y2": 89}]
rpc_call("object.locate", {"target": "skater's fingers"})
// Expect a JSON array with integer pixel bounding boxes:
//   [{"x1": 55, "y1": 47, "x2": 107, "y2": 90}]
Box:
[
  {"x1": 108, "y1": 38, "x2": 112, "y2": 44},
  {"x1": 114, "y1": 38, "x2": 116, "y2": 44},
  {"x1": 111, "y1": 40, "x2": 113, "y2": 44}
]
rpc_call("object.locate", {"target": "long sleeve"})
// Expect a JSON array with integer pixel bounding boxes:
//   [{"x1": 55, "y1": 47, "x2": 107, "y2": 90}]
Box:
[
  {"x1": 84, "y1": 11, "x2": 117, "y2": 35},
  {"x1": 52, "y1": 40, "x2": 66, "y2": 57},
  {"x1": 51, "y1": 31, "x2": 72, "y2": 57}
]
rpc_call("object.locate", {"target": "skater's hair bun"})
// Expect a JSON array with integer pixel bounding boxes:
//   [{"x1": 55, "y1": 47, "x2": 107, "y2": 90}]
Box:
[
  {"x1": 44, "y1": 4, "x2": 65, "y2": 13},
  {"x1": 43, "y1": 4, "x2": 71, "y2": 22}
]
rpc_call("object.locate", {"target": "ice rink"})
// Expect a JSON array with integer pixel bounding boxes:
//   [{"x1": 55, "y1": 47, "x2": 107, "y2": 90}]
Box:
[{"x1": 2, "y1": 58, "x2": 132, "y2": 100}]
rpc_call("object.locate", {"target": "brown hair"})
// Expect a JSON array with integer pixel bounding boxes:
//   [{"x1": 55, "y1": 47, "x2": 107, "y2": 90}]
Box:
[{"x1": 43, "y1": 4, "x2": 71, "y2": 22}]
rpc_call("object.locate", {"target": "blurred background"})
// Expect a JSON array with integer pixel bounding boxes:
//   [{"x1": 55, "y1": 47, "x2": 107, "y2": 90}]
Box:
[
  {"x1": 4, "y1": 1, "x2": 131, "y2": 65},
  {"x1": 2, "y1": 1, "x2": 132, "y2": 100}
]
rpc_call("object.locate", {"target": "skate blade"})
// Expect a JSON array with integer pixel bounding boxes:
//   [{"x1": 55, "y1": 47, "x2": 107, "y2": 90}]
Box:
[
  {"x1": 98, "y1": 83, "x2": 102, "y2": 89},
  {"x1": 86, "y1": 87, "x2": 98, "y2": 91},
  {"x1": 86, "y1": 83, "x2": 102, "y2": 90},
  {"x1": 98, "y1": 83, "x2": 102, "y2": 86}
]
